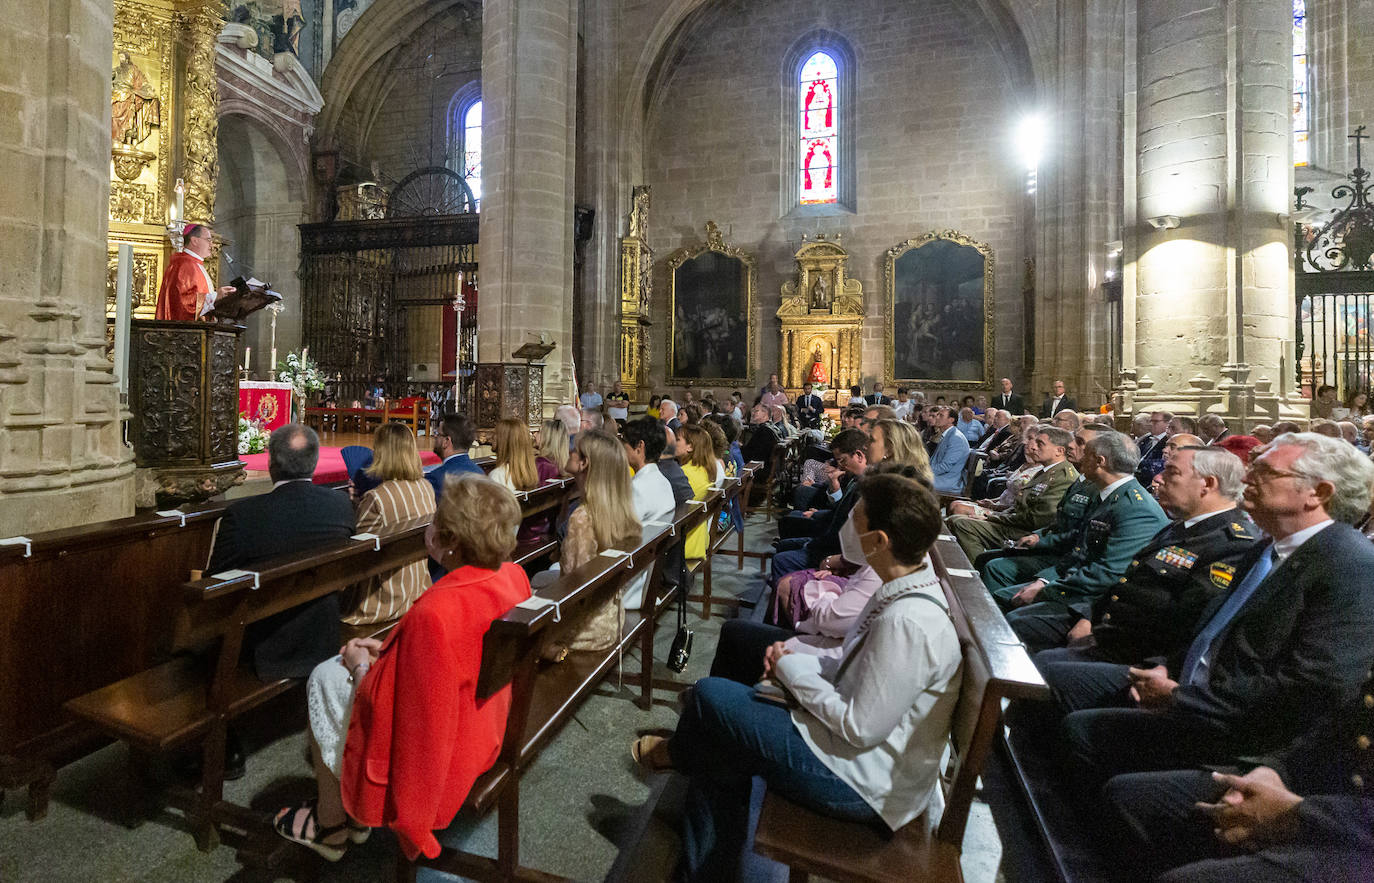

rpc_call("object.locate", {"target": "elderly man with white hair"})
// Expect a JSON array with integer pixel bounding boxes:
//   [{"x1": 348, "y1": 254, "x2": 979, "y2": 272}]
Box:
[
  {"x1": 659, "y1": 398, "x2": 681, "y2": 432},
  {"x1": 1060, "y1": 432, "x2": 1374, "y2": 788}
]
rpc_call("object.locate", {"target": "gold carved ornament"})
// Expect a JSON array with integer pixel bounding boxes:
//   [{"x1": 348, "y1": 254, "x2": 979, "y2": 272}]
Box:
[
  {"x1": 178, "y1": 0, "x2": 223, "y2": 228},
  {"x1": 110, "y1": 0, "x2": 174, "y2": 228},
  {"x1": 883, "y1": 230, "x2": 995, "y2": 391},
  {"x1": 776, "y1": 237, "x2": 864, "y2": 393},
  {"x1": 664, "y1": 221, "x2": 757, "y2": 388}
]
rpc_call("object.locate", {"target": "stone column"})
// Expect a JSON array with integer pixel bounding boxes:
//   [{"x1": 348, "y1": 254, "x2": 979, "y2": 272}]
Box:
[
  {"x1": 0, "y1": 0, "x2": 135, "y2": 534},
  {"x1": 1127, "y1": 0, "x2": 1294, "y2": 423},
  {"x1": 478, "y1": 0, "x2": 579, "y2": 408}
]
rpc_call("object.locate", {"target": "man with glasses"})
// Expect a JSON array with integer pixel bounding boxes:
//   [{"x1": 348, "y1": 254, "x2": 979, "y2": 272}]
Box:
[
  {"x1": 1061, "y1": 433, "x2": 1374, "y2": 789},
  {"x1": 155, "y1": 222, "x2": 237, "y2": 321}
]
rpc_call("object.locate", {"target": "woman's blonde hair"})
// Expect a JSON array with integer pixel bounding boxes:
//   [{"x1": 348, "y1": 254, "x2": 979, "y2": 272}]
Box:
[
  {"x1": 365, "y1": 421, "x2": 423, "y2": 481},
  {"x1": 433, "y1": 474, "x2": 520, "y2": 570},
  {"x1": 493, "y1": 416, "x2": 539, "y2": 490},
  {"x1": 537, "y1": 418, "x2": 570, "y2": 474},
  {"x1": 574, "y1": 432, "x2": 642, "y2": 551},
  {"x1": 874, "y1": 419, "x2": 932, "y2": 485},
  {"x1": 676, "y1": 424, "x2": 715, "y2": 472}
]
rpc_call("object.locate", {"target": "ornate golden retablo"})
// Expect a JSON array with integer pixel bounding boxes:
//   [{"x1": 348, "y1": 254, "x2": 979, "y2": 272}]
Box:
[{"x1": 777, "y1": 237, "x2": 865, "y2": 398}]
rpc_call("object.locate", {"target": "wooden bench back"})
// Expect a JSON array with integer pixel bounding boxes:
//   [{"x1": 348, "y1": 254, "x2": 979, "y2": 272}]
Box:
[{"x1": 929, "y1": 539, "x2": 1049, "y2": 846}]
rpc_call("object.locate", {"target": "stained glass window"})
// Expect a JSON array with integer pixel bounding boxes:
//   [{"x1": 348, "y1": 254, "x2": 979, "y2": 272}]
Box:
[
  {"x1": 1293, "y1": 0, "x2": 1309, "y2": 167},
  {"x1": 799, "y1": 51, "x2": 838, "y2": 205},
  {"x1": 463, "y1": 100, "x2": 483, "y2": 206}
]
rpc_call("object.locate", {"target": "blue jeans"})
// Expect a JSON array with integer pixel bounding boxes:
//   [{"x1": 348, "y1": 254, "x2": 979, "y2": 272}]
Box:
[
  {"x1": 770, "y1": 547, "x2": 810, "y2": 584},
  {"x1": 669, "y1": 677, "x2": 881, "y2": 882}
]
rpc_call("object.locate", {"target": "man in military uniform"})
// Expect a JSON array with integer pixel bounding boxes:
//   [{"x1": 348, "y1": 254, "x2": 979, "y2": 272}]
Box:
[
  {"x1": 975, "y1": 425, "x2": 1104, "y2": 589},
  {"x1": 993, "y1": 431, "x2": 1170, "y2": 653},
  {"x1": 948, "y1": 425, "x2": 1078, "y2": 560},
  {"x1": 1104, "y1": 664, "x2": 1374, "y2": 881},
  {"x1": 1028, "y1": 446, "x2": 1261, "y2": 712}
]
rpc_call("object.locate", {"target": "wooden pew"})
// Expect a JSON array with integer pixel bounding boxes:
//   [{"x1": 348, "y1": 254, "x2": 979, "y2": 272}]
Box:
[
  {"x1": 61, "y1": 478, "x2": 580, "y2": 851},
  {"x1": 751, "y1": 538, "x2": 1048, "y2": 883},
  {"x1": 0, "y1": 501, "x2": 228, "y2": 820},
  {"x1": 405, "y1": 521, "x2": 676, "y2": 882}
]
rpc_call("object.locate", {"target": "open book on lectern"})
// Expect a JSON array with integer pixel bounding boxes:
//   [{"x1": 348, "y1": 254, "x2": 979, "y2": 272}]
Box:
[{"x1": 205, "y1": 276, "x2": 283, "y2": 322}]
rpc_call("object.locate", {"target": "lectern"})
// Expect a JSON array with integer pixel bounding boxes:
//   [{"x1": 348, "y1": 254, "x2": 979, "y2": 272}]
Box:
[{"x1": 473, "y1": 342, "x2": 556, "y2": 433}]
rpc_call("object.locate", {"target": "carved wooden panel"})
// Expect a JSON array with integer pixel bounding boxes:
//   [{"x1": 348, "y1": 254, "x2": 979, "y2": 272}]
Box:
[
  {"x1": 208, "y1": 331, "x2": 239, "y2": 460},
  {"x1": 133, "y1": 328, "x2": 203, "y2": 463}
]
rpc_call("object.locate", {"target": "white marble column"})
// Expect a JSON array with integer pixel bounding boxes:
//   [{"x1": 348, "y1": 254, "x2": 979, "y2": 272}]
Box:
[
  {"x1": 478, "y1": 0, "x2": 579, "y2": 408},
  {"x1": 0, "y1": 0, "x2": 135, "y2": 535},
  {"x1": 1127, "y1": 0, "x2": 1294, "y2": 421}
]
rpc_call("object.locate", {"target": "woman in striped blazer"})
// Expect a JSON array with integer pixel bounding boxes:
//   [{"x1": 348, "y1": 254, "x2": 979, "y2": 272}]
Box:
[{"x1": 341, "y1": 423, "x2": 436, "y2": 625}]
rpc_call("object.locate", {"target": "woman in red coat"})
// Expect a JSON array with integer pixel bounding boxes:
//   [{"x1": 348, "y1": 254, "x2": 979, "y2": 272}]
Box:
[{"x1": 274, "y1": 473, "x2": 531, "y2": 861}]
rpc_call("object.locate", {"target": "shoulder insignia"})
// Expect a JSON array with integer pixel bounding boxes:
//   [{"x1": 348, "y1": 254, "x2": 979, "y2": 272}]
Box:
[
  {"x1": 1227, "y1": 521, "x2": 1255, "y2": 540},
  {"x1": 1131, "y1": 490, "x2": 1145, "y2": 502},
  {"x1": 1210, "y1": 562, "x2": 1236, "y2": 589}
]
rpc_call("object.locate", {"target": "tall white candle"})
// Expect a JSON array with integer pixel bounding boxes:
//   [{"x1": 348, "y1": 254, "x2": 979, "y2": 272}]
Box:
[
  {"x1": 244, "y1": 346, "x2": 251, "y2": 371},
  {"x1": 113, "y1": 244, "x2": 133, "y2": 399},
  {"x1": 271, "y1": 347, "x2": 278, "y2": 370}
]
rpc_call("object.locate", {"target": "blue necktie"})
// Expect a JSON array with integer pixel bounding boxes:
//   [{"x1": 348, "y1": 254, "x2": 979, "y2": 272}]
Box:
[{"x1": 1179, "y1": 545, "x2": 1276, "y2": 686}]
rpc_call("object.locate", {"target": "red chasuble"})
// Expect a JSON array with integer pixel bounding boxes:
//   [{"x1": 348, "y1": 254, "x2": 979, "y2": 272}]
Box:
[{"x1": 154, "y1": 251, "x2": 213, "y2": 321}]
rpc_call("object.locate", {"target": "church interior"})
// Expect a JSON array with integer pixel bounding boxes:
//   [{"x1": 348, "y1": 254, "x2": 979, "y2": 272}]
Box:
[{"x1": 2, "y1": 0, "x2": 1373, "y2": 880}]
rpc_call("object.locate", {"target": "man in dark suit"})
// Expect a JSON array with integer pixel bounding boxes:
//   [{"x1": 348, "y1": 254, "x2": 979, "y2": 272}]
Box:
[
  {"x1": 1038, "y1": 379, "x2": 1077, "y2": 418},
  {"x1": 1061, "y1": 432, "x2": 1374, "y2": 786},
  {"x1": 993, "y1": 377, "x2": 1024, "y2": 415},
  {"x1": 769, "y1": 429, "x2": 869, "y2": 583},
  {"x1": 1134, "y1": 410, "x2": 1173, "y2": 485},
  {"x1": 1104, "y1": 665, "x2": 1374, "y2": 882},
  {"x1": 1198, "y1": 413, "x2": 1230, "y2": 446},
  {"x1": 426, "y1": 412, "x2": 484, "y2": 499},
  {"x1": 795, "y1": 382, "x2": 824, "y2": 430},
  {"x1": 864, "y1": 382, "x2": 891, "y2": 406},
  {"x1": 207, "y1": 424, "x2": 356, "y2": 681}
]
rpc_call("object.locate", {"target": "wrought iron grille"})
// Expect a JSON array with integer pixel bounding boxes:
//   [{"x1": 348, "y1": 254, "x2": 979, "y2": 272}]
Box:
[
  {"x1": 1294, "y1": 127, "x2": 1374, "y2": 397},
  {"x1": 299, "y1": 214, "x2": 478, "y2": 406}
]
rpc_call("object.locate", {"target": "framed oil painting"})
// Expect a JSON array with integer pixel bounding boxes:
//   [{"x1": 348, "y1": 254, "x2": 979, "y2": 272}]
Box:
[
  {"x1": 885, "y1": 231, "x2": 994, "y2": 389},
  {"x1": 666, "y1": 221, "x2": 756, "y2": 386}
]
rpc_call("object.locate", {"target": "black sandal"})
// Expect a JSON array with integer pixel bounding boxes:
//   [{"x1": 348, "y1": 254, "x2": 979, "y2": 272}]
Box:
[{"x1": 273, "y1": 799, "x2": 350, "y2": 861}]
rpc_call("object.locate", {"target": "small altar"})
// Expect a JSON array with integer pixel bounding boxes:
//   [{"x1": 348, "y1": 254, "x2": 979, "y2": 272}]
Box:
[
  {"x1": 238, "y1": 380, "x2": 292, "y2": 433},
  {"x1": 776, "y1": 236, "x2": 865, "y2": 401}
]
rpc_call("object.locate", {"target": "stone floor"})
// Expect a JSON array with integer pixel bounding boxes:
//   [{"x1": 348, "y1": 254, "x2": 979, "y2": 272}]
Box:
[{"x1": 0, "y1": 515, "x2": 1040, "y2": 882}]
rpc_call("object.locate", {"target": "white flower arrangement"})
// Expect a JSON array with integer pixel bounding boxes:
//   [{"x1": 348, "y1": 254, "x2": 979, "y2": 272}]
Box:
[
  {"x1": 238, "y1": 413, "x2": 269, "y2": 454},
  {"x1": 276, "y1": 349, "x2": 326, "y2": 399}
]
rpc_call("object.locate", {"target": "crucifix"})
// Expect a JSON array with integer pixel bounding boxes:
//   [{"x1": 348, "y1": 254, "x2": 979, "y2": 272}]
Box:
[{"x1": 1352, "y1": 125, "x2": 1368, "y2": 170}]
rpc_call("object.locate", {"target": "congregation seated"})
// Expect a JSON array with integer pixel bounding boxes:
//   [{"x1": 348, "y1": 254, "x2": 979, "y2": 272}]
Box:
[
  {"x1": 677, "y1": 424, "x2": 717, "y2": 559},
  {"x1": 770, "y1": 428, "x2": 870, "y2": 584},
  {"x1": 739, "y1": 403, "x2": 781, "y2": 471},
  {"x1": 760, "y1": 377, "x2": 788, "y2": 408},
  {"x1": 535, "y1": 417, "x2": 570, "y2": 476},
  {"x1": 538, "y1": 431, "x2": 643, "y2": 659},
  {"x1": 274, "y1": 474, "x2": 530, "y2": 861},
  {"x1": 207, "y1": 423, "x2": 355, "y2": 681},
  {"x1": 955, "y1": 406, "x2": 985, "y2": 443},
  {"x1": 980, "y1": 430, "x2": 1168, "y2": 653},
  {"x1": 947, "y1": 424, "x2": 1078, "y2": 561},
  {"x1": 632, "y1": 467, "x2": 961, "y2": 882},
  {"x1": 341, "y1": 422, "x2": 436, "y2": 626},
  {"x1": 426, "y1": 412, "x2": 484, "y2": 500},
  {"x1": 969, "y1": 412, "x2": 1034, "y2": 498},
  {"x1": 927, "y1": 405, "x2": 972, "y2": 494},
  {"x1": 1035, "y1": 433, "x2": 1374, "y2": 844}
]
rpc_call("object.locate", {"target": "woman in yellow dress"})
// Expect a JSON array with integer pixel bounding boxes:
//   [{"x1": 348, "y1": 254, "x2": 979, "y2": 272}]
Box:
[{"x1": 676, "y1": 424, "x2": 715, "y2": 560}]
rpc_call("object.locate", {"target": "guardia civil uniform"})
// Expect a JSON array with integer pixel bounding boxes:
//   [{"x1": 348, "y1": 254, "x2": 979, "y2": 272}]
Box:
[
  {"x1": 948, "y1": 459, "x2": 1079, "y2": 561},
  {"x1": 976, "y1": 472, "x2": 1097, "y2": 590},
  {"x1": 997, "y1": 476, "x2": 1169, "y2": 652}
]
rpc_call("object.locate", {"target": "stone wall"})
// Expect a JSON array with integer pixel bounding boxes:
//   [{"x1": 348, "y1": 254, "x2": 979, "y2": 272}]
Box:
[
  {"x1": 0, "y1": 0, "x2": 135, "y2": 534},
  {"x1": 638, "y1": 0, "x2": 1027, "y2": 398}
]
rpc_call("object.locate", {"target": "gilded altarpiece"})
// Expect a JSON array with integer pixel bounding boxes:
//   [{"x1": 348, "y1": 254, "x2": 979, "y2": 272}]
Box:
[
  {"x1": 619, "y1": 186, "x2": 652, "y2": 398},
  {"x1": 776, "y1": 237, "x2": 864, "y2": 398},
  {"x1": 108, "y1": 0, "x2": 223, "y2": 320}
]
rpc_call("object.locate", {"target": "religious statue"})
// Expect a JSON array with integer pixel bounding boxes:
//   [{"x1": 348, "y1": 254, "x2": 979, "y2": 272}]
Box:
[
  {"x1": 809, "y1": 272, "x2": 830, "y2": 310},
  {"x1": 111, "y1": 52, "x2": 161, "y2": 147},
  {"x1": 805, "y1": 345, "x2": 829, "y2": 385},
  {"x1": 628, "y1": 185, "x2": 650, "y2": 239},
  {"x1": 271, "y1": 0, "x2": 306, "y2": 56}
]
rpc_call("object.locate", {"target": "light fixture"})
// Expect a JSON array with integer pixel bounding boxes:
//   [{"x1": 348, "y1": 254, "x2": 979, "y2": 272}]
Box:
[
  {"x1": 1015, "y1": 113, "x2": 1045, "y2": 196},
  {"x1": 1146, "y1": 215, "x2": 1181, "y2": 230}
]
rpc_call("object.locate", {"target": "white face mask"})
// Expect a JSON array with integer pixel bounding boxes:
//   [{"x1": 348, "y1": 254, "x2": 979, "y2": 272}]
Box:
[{"x1": 839, "y1": 513, "x2": 868, "y2": 566}]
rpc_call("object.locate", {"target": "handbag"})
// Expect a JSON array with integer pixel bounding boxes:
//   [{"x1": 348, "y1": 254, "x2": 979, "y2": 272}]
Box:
[{"x1": 666, "y1": 574, "x2": 694, "y2": 673}]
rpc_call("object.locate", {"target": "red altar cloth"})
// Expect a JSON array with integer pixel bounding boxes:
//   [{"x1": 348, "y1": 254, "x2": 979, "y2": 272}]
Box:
[
  {"x1": 239, "y1": 381, "x2": 293, "y2": 433},
  {"x1": 240, "y1": 445, "x2": 441, "y2": 485}
]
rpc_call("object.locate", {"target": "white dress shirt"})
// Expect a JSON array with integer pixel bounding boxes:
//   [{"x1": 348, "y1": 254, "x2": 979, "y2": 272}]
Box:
[
  {"x1": 624, "y1": 462, "x2": 676, "y2": 610},
  {"x1": 775, "y1": 563, "x2": 962, "y2": 830}
]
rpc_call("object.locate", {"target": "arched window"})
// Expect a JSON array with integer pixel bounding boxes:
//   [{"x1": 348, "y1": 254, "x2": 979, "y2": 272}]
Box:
[
  {"x1": 784, "y1": 34, "x2": 855, "y2": 214},
  {"x1": 446, "y1": 86, "x2": 482, "y2": 208},
  {"x1": 799, "y1": 51, "x2": 838, "y2": 205},
  {"x1": 1293, "y1": 0, "x2": 1310, "y2": 167}
]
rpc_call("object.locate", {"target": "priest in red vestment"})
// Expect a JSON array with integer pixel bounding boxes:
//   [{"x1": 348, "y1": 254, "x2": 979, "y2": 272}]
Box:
[{"x1": 154, "y1": 223, "x2": 235, "y2": 321}]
